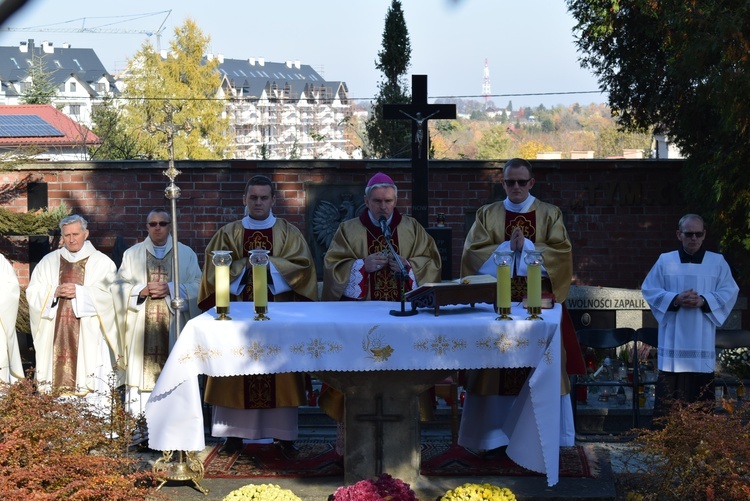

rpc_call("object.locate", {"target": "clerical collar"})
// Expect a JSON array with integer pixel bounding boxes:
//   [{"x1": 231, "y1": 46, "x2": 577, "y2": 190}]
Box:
[
  {"x1": 152, "y1": 242, "x2": 167, "y2": 259},
  {"x1": 679, "y1": 246, "x2": 706, "y2": 264},
  {"x1": 504, "y1": 195, "x2": 536, "y2": 213},
  {"x1": 242, "y1": 210, "x2": 276, "y2": 230},
  {"x1": 60, "y1": 240, "x2": 95, "y2": 262}
]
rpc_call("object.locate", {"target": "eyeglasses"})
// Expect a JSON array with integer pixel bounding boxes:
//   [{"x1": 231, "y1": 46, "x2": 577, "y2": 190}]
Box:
[
  {"x1": 148, "y1": 221, "x2": 170, "y2": 227},
  {"x1": 681, "y1": 231, "x2": 704, "y2": 238},
  {"x1": 504, "y1": 179, "x2": 531, "y2": 187}
]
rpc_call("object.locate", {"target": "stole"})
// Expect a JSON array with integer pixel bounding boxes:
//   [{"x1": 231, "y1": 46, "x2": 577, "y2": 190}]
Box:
[
  {"x1": 52, "y1": 257, "x2": 89, "y2": 391},
  {"x1": 141, "y1": 250, "x2": 172, "y2": 391}
]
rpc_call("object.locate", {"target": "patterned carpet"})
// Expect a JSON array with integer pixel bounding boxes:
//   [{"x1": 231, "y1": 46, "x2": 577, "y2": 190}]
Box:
[{"x1": 203, "y1": 439, "x2": 596, "y2": 479}]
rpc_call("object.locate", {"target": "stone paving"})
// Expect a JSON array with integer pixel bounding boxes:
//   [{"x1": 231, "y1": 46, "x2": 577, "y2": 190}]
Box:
[{"x1": 141, "y1": 407, "x2": 639, "y2": 501}]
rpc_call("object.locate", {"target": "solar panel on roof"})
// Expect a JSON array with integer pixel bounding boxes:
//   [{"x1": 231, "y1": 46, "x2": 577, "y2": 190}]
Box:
[{"x1": 0, "y1": 115, "x2": 65, "y2": 137}]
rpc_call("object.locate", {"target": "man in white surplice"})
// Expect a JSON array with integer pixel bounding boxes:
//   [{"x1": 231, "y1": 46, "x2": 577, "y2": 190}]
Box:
[
  {"x1": 114, "y1": 209, "x2": 202, "y2": 415},
  {"x1": 26, "y1": 215, "x2": 122, "y2": 410},
  {"x1": 0, "y1": 253, "x2": 24, "y2": 383},
  {"x1": 642, "y1": 214, "x2": 739, "y2": 417}
]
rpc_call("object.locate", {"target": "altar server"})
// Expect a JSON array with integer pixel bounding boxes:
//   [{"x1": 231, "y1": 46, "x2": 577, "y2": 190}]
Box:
[{"x1": 642, "y1": 213, "x2": 738, "y2": 416}]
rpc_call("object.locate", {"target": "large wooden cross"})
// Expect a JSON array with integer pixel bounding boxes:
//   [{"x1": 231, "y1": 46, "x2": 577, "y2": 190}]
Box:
[{"x1": 383, "y1": 75, "x2": 456, "y2": 226}]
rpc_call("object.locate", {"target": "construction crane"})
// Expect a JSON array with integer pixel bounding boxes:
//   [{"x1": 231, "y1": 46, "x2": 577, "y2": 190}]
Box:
[{"x1": 0, "y1": 10, "x2": 172, "y2": 51}]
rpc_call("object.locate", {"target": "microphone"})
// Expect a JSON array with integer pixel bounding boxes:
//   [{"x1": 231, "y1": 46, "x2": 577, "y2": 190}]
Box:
[{"x1": 379, "y1": 216, "x2": 391, "y2": 240}]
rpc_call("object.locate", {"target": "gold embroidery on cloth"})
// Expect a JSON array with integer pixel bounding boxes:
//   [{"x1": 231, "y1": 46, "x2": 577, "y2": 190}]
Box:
[
  {"x1": 142, "y1": 251, "x2": 172, "y2": 391},
  {"x1": 178, "y1": 343, "x2": 221, "y2": 363},
  {"x1": 362, "y1": 325, "x2": 393, "y2": 362},
  {"x1": 414, "y1": 335, "x2": 467, "y2": 356},
  {"x1": 476, "y1": 333, "x2": 530, "y2": 354},
  {"x1": 290, "y1": 338, "x2": 343, "y2": 358},
  {"x1": 232, "y1": 340, "x2": 281, "y2": 361},
  {"x1": 52, "y1": 257, "x2": 88, "y2": 392}
]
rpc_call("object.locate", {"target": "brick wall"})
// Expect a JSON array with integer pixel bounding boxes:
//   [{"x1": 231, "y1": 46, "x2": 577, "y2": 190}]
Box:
[{"x1": 1, "y1": 158, "x2": 693, "y2": 291}]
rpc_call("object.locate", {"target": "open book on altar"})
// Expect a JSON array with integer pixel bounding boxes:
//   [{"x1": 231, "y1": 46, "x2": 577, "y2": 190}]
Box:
[{"x1": 405, "y1": 275, "x2": 554, "y2": 316}]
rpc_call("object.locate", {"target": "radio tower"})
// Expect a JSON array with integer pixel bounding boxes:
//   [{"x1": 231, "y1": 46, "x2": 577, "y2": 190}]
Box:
[{"x1": 482, "y1": 58, "x2": 491, "y2": 107}]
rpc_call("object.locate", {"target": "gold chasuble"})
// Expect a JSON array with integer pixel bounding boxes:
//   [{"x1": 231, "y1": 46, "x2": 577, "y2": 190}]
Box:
[
  {"x1": 203, "y1": 225, "x2": 308, "y2": 410},
  {"x1": 52, "y1": 257, "x2": 88, "y2": 391},
  {"x1": 141, "y1": 251, "x2": 172, "y2": 391},
  {"x1": 505, "y1": 210, "x2": 554, "y2": 301},
  {"x1": 364, "y1": 211, "x2": 407, "y2": 301},
  {"x1": 461, "y1": 200, "x2": 583, "y2": 396}
]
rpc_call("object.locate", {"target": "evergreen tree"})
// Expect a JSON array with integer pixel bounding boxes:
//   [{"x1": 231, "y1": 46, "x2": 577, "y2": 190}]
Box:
[
  {"x1": 89, "y1": 95, "x2": 141, "y2": 160},
  {"x1": 365, "y1": 0, "x2": 412, "y2": 158},
  {"x1": 121, "y1": 19, "x2": 232, "y2": 160},
  {"x1": 20, "y1": 53, "x2": 57, "y2": 105}
]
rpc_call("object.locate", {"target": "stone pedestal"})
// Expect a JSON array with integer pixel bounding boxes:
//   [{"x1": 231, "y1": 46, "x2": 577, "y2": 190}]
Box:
[{"x1": 316, "y1": 370, "x2": 450, "y2": 486}]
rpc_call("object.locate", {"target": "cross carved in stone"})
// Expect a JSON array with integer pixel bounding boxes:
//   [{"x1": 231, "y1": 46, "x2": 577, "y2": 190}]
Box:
[
  {"x1": 383, "y1": 75, "x2": 456, "y2": 227},
  {"x1": 356, "y1": 393, "x2": 403, "y2": 475}
]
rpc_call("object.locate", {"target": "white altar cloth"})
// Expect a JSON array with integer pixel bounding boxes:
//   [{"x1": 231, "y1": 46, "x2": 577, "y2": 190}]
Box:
[{"x1": 145, "y1": 301, "x2": 562, "y2": 485}]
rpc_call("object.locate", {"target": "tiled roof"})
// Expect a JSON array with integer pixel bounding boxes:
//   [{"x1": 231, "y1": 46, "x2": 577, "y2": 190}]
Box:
[
  {"x1": 0, "y1": 40, "x2": 117, "y2": 94},
  {"x1": 0, "y1": 104, "x2": 99, "y2": 146}
]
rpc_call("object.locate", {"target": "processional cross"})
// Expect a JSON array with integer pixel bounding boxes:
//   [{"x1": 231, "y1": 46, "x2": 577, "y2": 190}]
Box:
[{"x1": 383, "y1": 75, "x2": 456, "y2": 227}]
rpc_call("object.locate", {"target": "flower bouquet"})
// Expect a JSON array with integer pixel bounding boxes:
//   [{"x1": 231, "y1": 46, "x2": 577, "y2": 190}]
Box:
[
  {"x1": 223, "y1": 483, "x2": 301, "y2": 501},
  {"x1": 718, "y1": 347, "x2": 750, "y2": 380},
  {"x1": 439, "y1": 482, "x2": 516, "y2": 501},
  {"x1": 330, "y1": 473, "x2": 418, "y2": 500}
]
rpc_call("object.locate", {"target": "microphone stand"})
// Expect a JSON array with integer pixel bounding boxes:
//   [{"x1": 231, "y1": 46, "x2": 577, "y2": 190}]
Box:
[{"x1": 380, "y1": 221, "x2": 418, "y2": 317}]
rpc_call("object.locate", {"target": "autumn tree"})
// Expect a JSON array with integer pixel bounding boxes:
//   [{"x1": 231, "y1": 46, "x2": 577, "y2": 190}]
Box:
[
  {"x1": 365, "y1": 0, "x2": 412, "y2": 158},
  {"x1": 567, "y1": 0, "x2": 750, "y2": 285},
  {"x1": 475, "y1": 125, "x2": 512, "y2": 159},
  {"x1": 121, "y1": 18, "x2": 231, "y2": 160}
]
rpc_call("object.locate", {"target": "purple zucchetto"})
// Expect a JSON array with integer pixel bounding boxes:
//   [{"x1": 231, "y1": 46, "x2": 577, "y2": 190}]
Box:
[{"x1": 367, "y1": 172, "x2": 395, "y2": 188}]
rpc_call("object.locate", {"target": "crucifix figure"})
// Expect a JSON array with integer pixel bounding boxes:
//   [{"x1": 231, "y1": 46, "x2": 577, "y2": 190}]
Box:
[{"x1": 383, "y1": 75, "x2": 456, "y2": 226}]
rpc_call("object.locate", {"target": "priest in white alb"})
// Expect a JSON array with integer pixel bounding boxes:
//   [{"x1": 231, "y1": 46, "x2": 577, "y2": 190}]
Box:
[
  {"x1": 114, "y1": 209, "x2": 202, "y2": 415},
  {"x1": 26, "y1": 215, "x2": 122, "y2": 410},
  {"x1": 0, "y1": 253, "x2": 24, "y2": 383}
]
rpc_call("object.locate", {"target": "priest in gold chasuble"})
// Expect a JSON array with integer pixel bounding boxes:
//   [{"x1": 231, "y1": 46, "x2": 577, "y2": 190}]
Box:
[
  {"x1": 198, "y1": 175, "x2": 317, "y2": 455},
  {"x1": 114, "y1": 209, "x2": 202, "y2": 415},
  {"x1": 26, "y1": 215, "x2": 121, "y2": 411},
  {"x1": 458, "y1": 158, "x2": 584, "y2": 452},
  {"x1": 319, "y1": 172, "x2": 441, "y2": 428}
]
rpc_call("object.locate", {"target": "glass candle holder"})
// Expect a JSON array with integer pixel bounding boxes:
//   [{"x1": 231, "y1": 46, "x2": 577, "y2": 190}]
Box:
[
  {"x1": 524, "y1": 249, "x2": 544, "y2": 320},
  {"x1": 492, "y1": 250, "x2": 514, "y2": 320},
  {"x1": 250, "y1": 249, "x2": 270, "y2": 321},
  {"x1": 212, "y1": 250, "x2": 232, "y2": 320}
]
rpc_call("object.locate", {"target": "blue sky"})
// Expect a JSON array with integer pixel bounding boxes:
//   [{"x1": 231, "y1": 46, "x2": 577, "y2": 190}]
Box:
[{"x1": 1, "y1": 0, "x2": 607, "y2": 108}]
